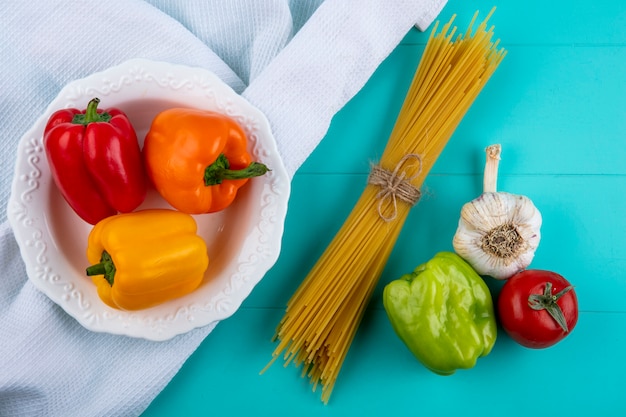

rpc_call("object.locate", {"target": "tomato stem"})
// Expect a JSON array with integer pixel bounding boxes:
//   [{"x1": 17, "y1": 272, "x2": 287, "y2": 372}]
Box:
[{"x1": 528, "y1": 282, "x2": 574, "y2": 332}]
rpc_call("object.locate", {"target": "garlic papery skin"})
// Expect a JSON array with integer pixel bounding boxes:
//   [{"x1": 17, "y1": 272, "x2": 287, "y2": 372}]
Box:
[{"x1": 452, "y1": 145, "x2": 542, "y2": 280}]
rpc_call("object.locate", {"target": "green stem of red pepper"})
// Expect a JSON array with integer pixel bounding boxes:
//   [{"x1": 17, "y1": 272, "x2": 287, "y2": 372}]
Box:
[
  {"x1": 204, "y1": 153, "x2": 270, "y2": 186},
  {"x1": 71, "y1": 98, "x2": 112, "y2": 125}
]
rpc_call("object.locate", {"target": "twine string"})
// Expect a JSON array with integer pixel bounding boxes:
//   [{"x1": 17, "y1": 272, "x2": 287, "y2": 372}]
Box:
[{"x1": 367, "y1": 154, "x2": 423, "y2": 222}]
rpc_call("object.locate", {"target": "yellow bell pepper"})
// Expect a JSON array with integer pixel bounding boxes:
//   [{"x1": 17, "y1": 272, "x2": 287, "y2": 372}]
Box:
[{"x1": 85, "y1": 209, "x2": 209, "y2": 310}]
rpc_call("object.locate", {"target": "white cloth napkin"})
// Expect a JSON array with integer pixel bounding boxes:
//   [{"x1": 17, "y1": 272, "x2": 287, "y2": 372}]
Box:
[{"x1": 0, "y1": 1, "x2": 446, "y2": 415}]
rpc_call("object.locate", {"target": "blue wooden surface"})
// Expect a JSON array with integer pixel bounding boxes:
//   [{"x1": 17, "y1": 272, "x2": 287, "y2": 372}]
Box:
[{"x1": 142, "y1": 1, "x2": 626, "y2": 415}]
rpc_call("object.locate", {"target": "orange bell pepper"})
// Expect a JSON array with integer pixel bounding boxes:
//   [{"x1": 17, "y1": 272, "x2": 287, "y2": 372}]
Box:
[
  {"x1": 143, "y1": 108, "x2": 269, "y2": 214},
  {"x1": 85, "y1": 209, "x2": 209, "y2": 310}
]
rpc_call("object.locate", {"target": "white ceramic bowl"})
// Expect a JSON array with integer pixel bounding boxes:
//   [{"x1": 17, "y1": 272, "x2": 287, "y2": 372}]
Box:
[{"x1": 7, "y1": 59, "x2": 290, "y2": 341}]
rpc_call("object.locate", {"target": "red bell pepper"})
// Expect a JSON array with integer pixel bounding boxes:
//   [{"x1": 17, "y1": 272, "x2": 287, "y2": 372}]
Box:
[{"x1": 43, "y1": 97, "x2": 147, "y2": 224}]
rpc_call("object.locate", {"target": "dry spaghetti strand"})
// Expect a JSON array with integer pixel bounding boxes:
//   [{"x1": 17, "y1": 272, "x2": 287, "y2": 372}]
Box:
[{"x1": 262, "y1": 9, "x2": 506, "y2": 403}]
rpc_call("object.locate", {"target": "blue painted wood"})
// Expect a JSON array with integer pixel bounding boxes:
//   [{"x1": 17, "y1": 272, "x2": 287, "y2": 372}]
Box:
[{"x1": 142, "y1": 1, "x2": 626, "y2": 415}]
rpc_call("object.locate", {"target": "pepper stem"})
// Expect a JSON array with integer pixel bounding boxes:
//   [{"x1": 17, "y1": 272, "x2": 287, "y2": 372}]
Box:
[
  {"x1": 72, "y1": 97, "x2": 112, "y2": 125},
  {"x1": 528, "y1": 282, "x2": 574, "y2": 332},
  {"x1": 204, "y1": 153, "x2": 270, "y2": 186},
  {"x1": 85, "y1": 250, "x2": 116, "y2": 286},
  {"x1": 483, "y1": 144, "x2": 501, "y2": 193}
]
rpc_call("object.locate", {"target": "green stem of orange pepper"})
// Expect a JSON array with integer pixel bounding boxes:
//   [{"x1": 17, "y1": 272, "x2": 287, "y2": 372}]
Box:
[{"x1": 204, "y1": 153, "x2": 270, "y2": 185}]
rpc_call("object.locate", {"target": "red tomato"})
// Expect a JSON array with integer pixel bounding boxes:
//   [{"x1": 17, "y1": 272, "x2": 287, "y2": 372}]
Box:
[{"x1": 498, "y1": 269, "x2": 578, "y2": 349}]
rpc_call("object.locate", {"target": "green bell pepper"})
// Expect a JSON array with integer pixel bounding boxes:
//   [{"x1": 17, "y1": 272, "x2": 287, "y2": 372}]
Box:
[{"x1": 383, "y1": 251, "x2": 497, "y2": 375}]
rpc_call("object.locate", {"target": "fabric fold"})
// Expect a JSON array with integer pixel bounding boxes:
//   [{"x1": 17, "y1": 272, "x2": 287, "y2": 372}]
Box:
[{"x1": 243, "y1": 0, "x2": 447, "y2": 178}]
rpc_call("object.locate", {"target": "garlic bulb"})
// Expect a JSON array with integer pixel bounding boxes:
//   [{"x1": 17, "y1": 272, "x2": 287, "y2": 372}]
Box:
[{"x1": 453, "y1": 144, "x2": 542, "y2": 280}]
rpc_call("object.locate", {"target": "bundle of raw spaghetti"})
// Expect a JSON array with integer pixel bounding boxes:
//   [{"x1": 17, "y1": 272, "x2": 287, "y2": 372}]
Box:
[{"x1": 264, "y1": 9, "x2": 506, "y2": 403}]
